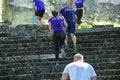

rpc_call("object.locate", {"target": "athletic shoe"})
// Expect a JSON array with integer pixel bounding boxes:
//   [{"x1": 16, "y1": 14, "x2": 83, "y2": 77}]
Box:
[
  {"x1": 64, "y1": 45, "x2": 69, "y2": 50},
  {"x1": 36, "y1": 25, "x2": 41, "y2": 33},
  {"x1": 61, "y1": 48, "x2": 66, "y2": 58},
  {"x1": 73, "y1": 45, "x2": 78, "y2": 52}
]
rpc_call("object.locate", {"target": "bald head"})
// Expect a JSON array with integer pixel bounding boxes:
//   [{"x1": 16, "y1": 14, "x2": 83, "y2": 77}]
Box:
[
  {"x1": 62, "y1": 2, "x2": 68, "y2": 7},
  {"x1": 73, "y1": 53, "x2": 84, "y2": 62}
]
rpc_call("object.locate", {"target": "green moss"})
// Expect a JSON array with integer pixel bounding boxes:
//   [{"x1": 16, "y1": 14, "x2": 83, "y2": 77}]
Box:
[
  {"x1": 12, "y1": 10, "x2": 33, "y2": 26},
  {"x1": 78, "y1": 23, "x2": 92, "y2": 29},
  {"x1": 2, "y1": 0, "x2": 8, "y2": 22}
]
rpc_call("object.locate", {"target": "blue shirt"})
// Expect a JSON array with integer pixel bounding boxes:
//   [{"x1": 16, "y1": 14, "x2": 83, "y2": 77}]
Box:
[
  {"x1": 48, "y1": 16, "x2": 65, "y2": 32},
  {"x1": 75, "y1": 0, "x2": 85, "y2": 8},
  {"x1": 32, "y1": 0, "x2": 45, "y2": 10},
  {"x1": 59, "y1": 7, "x2": 75, "y2": 22}
]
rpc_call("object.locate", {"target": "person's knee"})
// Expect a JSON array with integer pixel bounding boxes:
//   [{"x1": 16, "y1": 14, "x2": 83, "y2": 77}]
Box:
[
  {"x1": 70, "y1": 33, "x2": 75, "y2": 38},
  {"x1": 36, "y1": 16, "x2": 42, "y2": 21}
]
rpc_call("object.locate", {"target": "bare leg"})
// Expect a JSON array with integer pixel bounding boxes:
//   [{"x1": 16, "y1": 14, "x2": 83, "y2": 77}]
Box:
[
  {"x1": 64, "y1": 35, "x2": 68, "y2": 46},
  {"x1": 36, "y1": 16, "x2": 42, "y2": 25},
  {"x1": 77, "y1": 23, "x2": 80, "y2": 29},
  {"x1": 70, "y1": 33, "x2": 77, "y2": 52},
  {"x1": 70, "y1": 33, "x2": 76, "y2": 45}
]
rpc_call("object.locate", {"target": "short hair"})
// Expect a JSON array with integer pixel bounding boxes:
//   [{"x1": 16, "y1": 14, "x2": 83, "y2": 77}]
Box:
[
  {"x1": 74, "y1": 53, "x2": 84, "y2": 61},
  {"x1": 62, "y1": 2, "x2": 68, "y2": 6},
  {"x1": 52, "y1": 10, "x2": 58, "y2": 17}
]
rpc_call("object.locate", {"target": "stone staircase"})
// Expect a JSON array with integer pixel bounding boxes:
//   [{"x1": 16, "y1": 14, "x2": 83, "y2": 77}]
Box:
[{"x1": 0, "y1": 24, "x2": 120, "y2": 80}]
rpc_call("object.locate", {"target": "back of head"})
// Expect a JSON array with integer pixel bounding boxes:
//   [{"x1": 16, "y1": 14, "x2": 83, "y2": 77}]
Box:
[
  {"x1": 52, "y1": 10, "x2": 58, "y2": 17},
  {"x1": 74, "y1": 53, "x2": 84, "y2": 62},
  {"x1": 62, "y1": 1, "x2": 68, "y2": 7}
]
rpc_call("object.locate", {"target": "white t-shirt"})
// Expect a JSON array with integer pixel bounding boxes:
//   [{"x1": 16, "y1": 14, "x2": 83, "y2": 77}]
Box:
[{"x1": 63, "y1": 60, "x2": 97, "y2": 80}]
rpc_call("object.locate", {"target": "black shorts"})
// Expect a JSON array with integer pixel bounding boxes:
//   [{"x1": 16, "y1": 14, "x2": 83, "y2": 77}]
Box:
[
  {"x1": 75, "y1": 9, "x2": 83, "y2": 24},
  {"x1": 35, "y1": 10, "x2": 45, "y2": 17}
]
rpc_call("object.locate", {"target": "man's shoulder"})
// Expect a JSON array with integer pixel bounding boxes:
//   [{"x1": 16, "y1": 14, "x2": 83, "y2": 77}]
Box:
[
  {"x1": 67, "y1": 61, "x2": 77, "y2": 67},
  {"x1": 66, "y1": 7, "x2": 74, "y2": 9},
  {"x1": 83, "y1": 62, "x2": 93, "y2": 68},
  {"x1": 48, "y1": 17, "x2": 54, "y2": 21}
]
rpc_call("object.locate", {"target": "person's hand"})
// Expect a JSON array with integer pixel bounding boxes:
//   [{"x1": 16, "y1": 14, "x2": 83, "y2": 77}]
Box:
[
  {"x1": 81, "y1": 15, "x2": 87, "y2": 22},
  {"x1": 82, "y1": 14, "x2": 86, "y2": 19},
  {"x1": 48, "y1": 32, "x2": 53, "y2": 37}
]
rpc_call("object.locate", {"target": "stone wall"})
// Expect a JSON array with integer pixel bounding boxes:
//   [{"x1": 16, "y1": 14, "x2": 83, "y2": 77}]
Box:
[{"x1": 2, "y1": 0, "x2": 120, "y2": 26}]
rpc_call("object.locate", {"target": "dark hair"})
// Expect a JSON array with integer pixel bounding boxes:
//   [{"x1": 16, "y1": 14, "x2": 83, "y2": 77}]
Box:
[{"x1": 52, "y1": 10, "x2": 58, "y2": 17}]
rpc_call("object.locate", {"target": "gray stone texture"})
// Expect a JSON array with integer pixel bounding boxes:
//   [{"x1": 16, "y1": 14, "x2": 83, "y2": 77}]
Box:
[
  {"x1": 1, "y1": 0, "x2": 120, "y2": 25},
  {"x1": 0, "y1": 24, "x2": 120, "y2": 80}
]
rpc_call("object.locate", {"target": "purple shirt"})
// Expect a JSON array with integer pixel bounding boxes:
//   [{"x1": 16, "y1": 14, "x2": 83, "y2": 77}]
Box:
[
  {"x1": 48, "y1": 16, "x2": 65, "y2": 32},
  {"x1": 32, "y1": 0, "x2": 45, "y2": 10},
  {"x1": 59, "y1": 7, "x2": 75, "y2": 22},
  {"x1": 75, "y1": 0, "x2": 85, "y2": 9}
]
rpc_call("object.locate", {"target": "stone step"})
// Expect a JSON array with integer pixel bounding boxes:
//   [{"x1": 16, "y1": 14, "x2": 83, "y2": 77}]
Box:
[
  {"x1": 0, "y1": 35, "x2": 51, "y2": 40},
  {"x1": 0, "y1": 43, "x2": 119, "y2": 51},
  {"x1": 0, "y1": 39, "x2": 37, "y2": 44},
  {"x1": 0, "y1": 73, "x2": 61, "y2": 80},
  {"x1": 77, "y1": 34, "x2": 120, "y2": 40},
  {"x1": 0, "y1": 44, "x2": 119, "y2": 55},
  {"x1": 0, "y1": 52, "x2": 120, "y2": 63},
  {"x1": 0, "y1": 54, "x2": 70, "y2": 63},
  {"x1": 1, "y1": 34, "x2": 119, "y2": 42},
  {"x1": 97, "y1": 69, "x2": 120, "y2": 76},
  {"x1": 0, "y1": 46, "x2": 119, "y2": 57},
  {"x1": 0, "y1": 61, "x2": 120, "y2": 75},
  {"x1": 0, "y1": 69, "x2": 120, "y2": 80},
  {"x1": 77, "y1": 38, "x2": 120, "y2": 44},
  {"x1": 68, "y1": 47, "x2": 120, "y2": 53},
  {"x1": 78, "y1": 42, "x2": 120, "y2": 48},
  {"x1": 4, "y1": 32, "x2": 119, "y2": 41},
  {"x1": 0, "y1": 48, "x2": 119, "y2": 57},
  {"x1": 76, "y1": 27, "x2": 120, "y2": 34},
  {"x1": 0, "y1": 52, "x2": 120, "y2": 61},
  {"x1": 0, "y1": 74, "x2": 120, "y2": 80},
  {"x1": 1, "y1": 32, "x2": 120, "y2": 41},
  {"x1": 0, "y1": 57, "x2": 120, "y2": 71},
  {"x1": 0, "y1": 65, "x2": 64, "y2": 76},
  {"x1": 0, "y1": 43, "x2": 39, "y2": 48},
  {"x1": 0, "y1": 41, "x2": 120, "y2": 49},
  {"x1": 97, "y1": 75, "x2": 120, "y2": 80},
  {"x1": 0, "y1": 46, "x2": 53, "y2": 52},
  {"x1": 1, "y1": 58, "x2": 120, "y2": 70},
  {"x1": 76, "y1": 30, "x2": 120, "y2": 37},
  {"x1": 0, "y1": 54, "x2": 120, "y2": 69}
]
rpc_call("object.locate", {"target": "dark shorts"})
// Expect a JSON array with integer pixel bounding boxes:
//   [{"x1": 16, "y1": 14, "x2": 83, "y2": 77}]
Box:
[
  {"x1": 35, "y1": 10, "x2": 45, "y2": 17},
  {"x1": 66, "y1": 20, "x2": 76, "y2": 34},
  {"x1": 75, "y1": 9, "x2": 83, "y2": 24}
]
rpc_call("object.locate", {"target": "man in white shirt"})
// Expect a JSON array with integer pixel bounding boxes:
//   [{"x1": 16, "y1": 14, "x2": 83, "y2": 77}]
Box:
[{"x1": 61, "y1": 53, "x2": 97, "y2": 80}]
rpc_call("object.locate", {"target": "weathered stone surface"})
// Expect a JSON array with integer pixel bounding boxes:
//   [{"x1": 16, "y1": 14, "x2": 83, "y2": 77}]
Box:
[
  {"x1": 1, "y1": 0, "x2": 120, "y2": 25},
  {"x1": 0, "y1": 24, "x2": 120, "y2": 80}
]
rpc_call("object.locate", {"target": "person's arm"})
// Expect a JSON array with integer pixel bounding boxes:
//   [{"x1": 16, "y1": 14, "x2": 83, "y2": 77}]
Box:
[
  {"x1": 61, "y1": 73, "x2": 69, "y2": 80},
  {"x1": 90, "y1": 65, "x2": 97, "y2": 80},
  {"x1": 83, "y1": 2, "x2": 87, "y2": 16},
  {"x1": 72, "y1": 0, "x2": 76, "y2": 9},
  {"x1": 33, "y1": 2, "x2": 36, "y2": 13},
  {"x1": 63, "y1": 17, "x2": 68, "y2": 30},
  {"x1": 74, "y1": 14, "x2": 77, "y2": 22},
  {"x1": 91, "y1": 76, "x2": 97, "y2": 80},
  {"x1": 48, "y1": 22, "x2": 53, "y2": 35}
]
